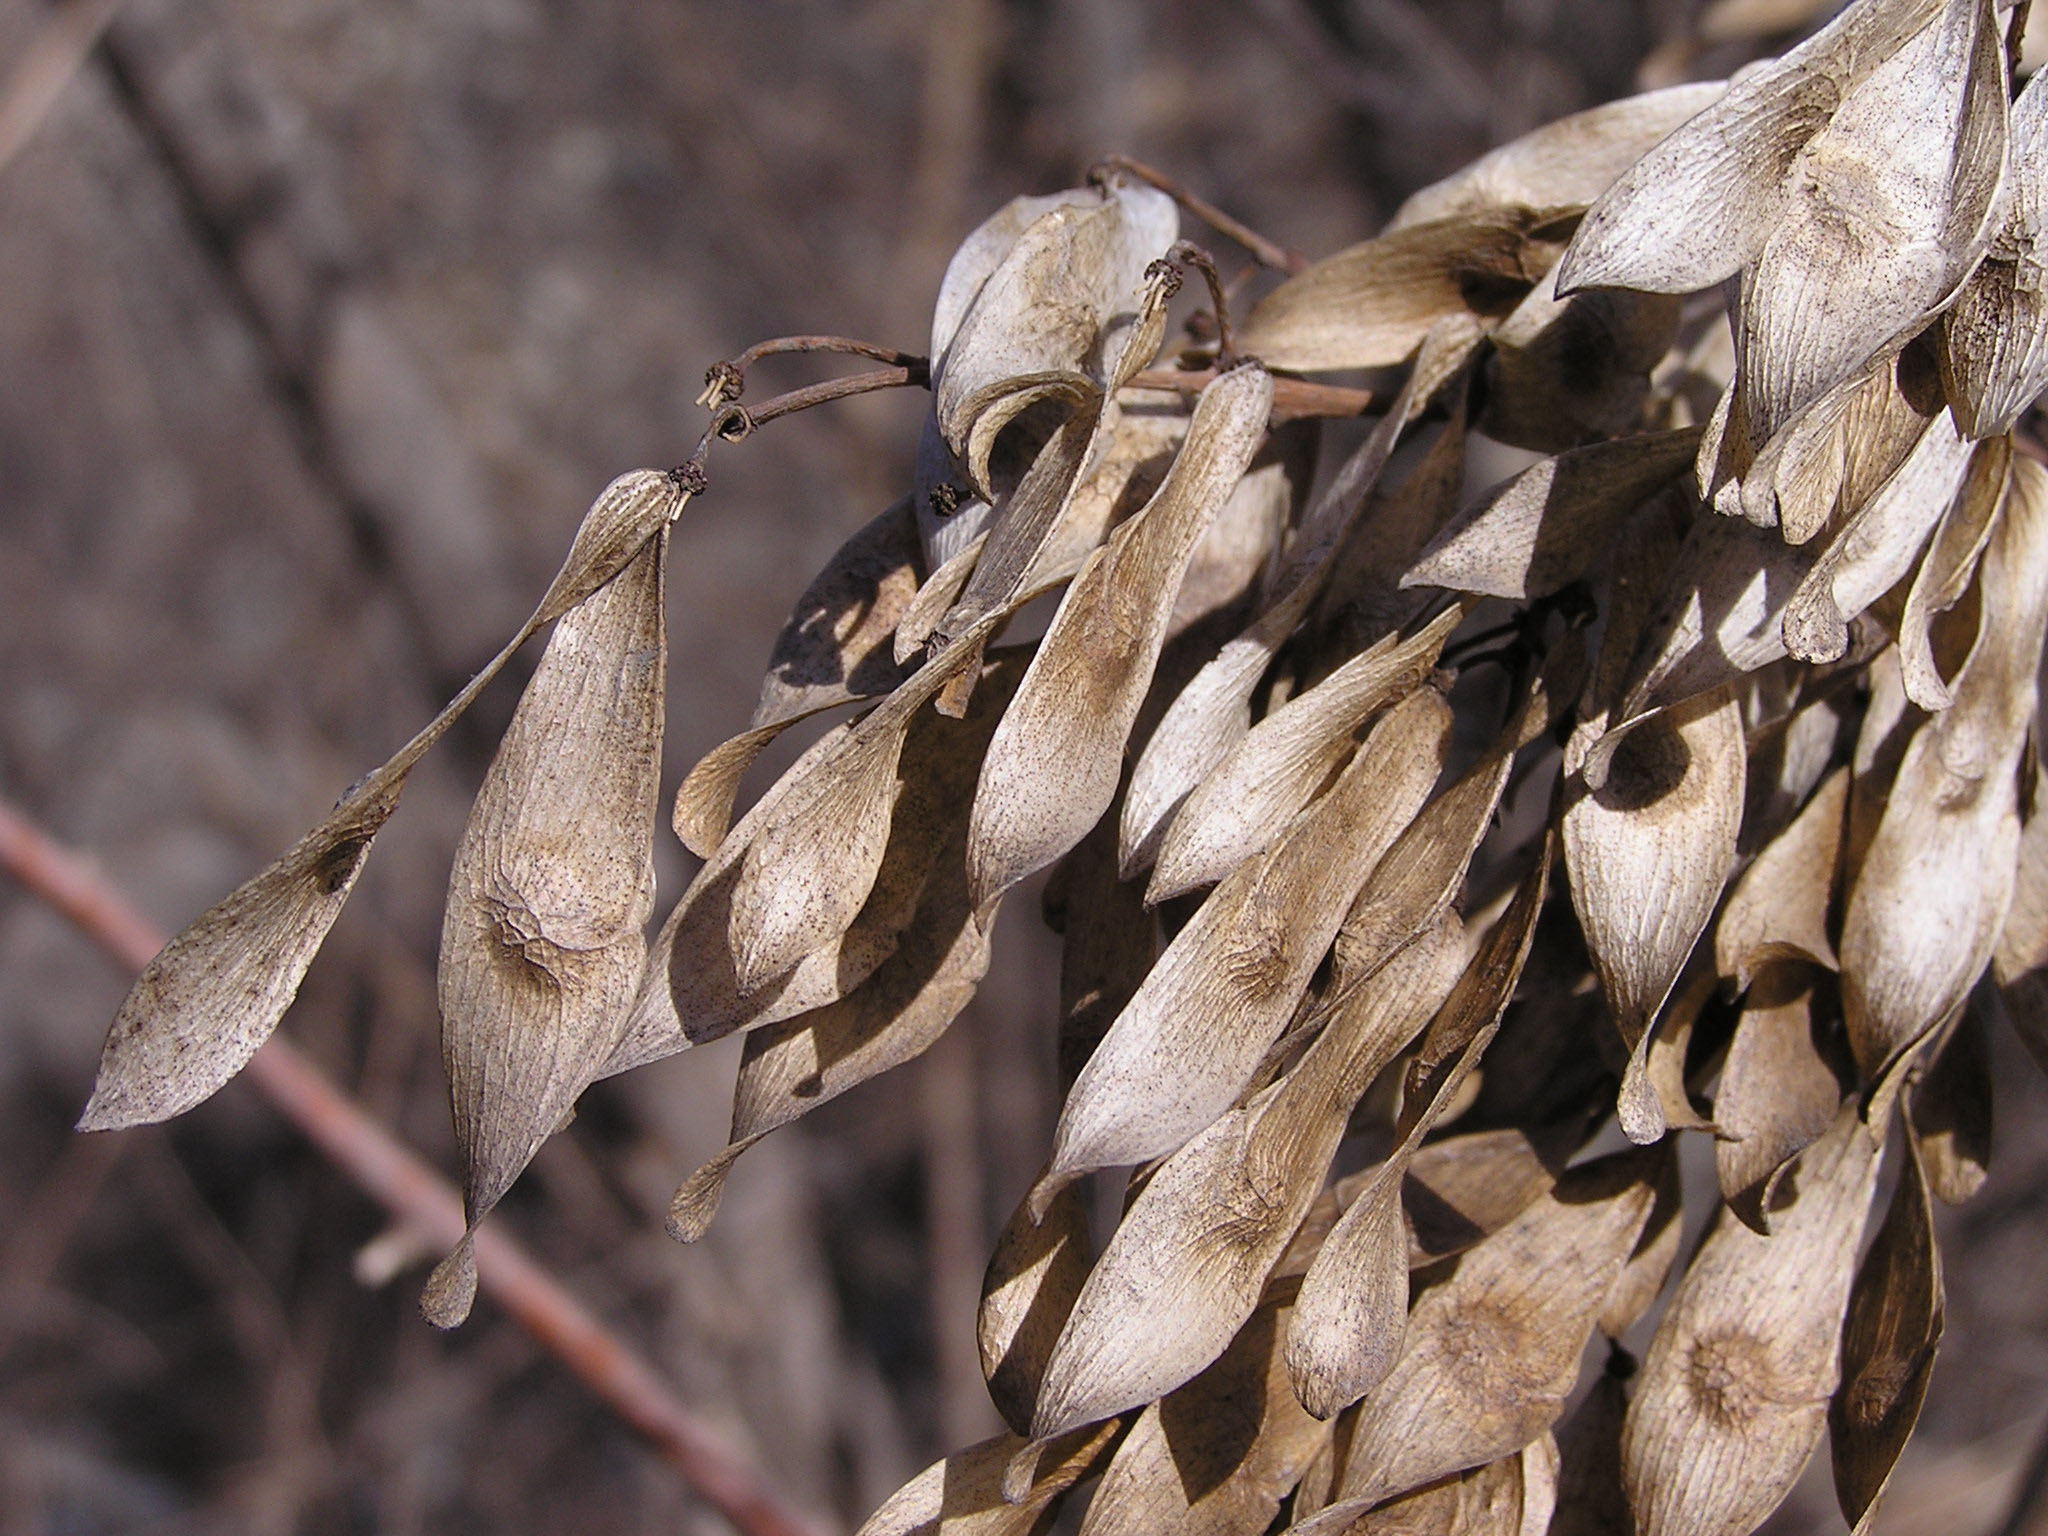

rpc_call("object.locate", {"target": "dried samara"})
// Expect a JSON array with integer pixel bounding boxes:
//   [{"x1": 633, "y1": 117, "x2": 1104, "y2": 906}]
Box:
[{"x1": 82, "y1": 3, "x2": 2048, "y2": 1532}]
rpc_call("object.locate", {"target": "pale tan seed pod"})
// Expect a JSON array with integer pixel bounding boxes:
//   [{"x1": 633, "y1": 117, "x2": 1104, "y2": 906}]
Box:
[
  {"x1": 1830, "y1": 1134, "x2": 1944, "y2": 1536},
  {"x1": 1391, "y1": 83, "x2": 1725, "y2": 229},
  {"x1": 966, "y1": 365, "x2": 1273, "y2": 908},
  {"x1": 853, "y1": 1421, "x2": 1121, "y2": 1536},
  {"x1": 1239, "y1": 211, "x2": 1561, "y2": 374},
  {"x1": 1621, "y1": 1106, "x2": 1883, "y2": 1536},
  {"x1": 423, "y1": 529, "x2": 670, "y2": 1327},
  {"x1": 1076, "y1": 1292, "x2": 1331, "y2": 1536},
  {"x1": 79, "y1": 468, "x2": 686, "y2": 1134},
  {"x1": 1841, "y1": 458, "x2": 2048, "y2": 1081},
  {"x1": 1942, "y1": 67, "x2": 2048, "y2": 438},
  {"x1": 1030, "y1": 918, "x2": 1465, "y2": 1440},
  {"x1": 1047, "y1": 687, "x2": 1451, "y2": 1183},
  {"x1": 1563, "y1": 689, "x2": 1745, "y2": 1142}
]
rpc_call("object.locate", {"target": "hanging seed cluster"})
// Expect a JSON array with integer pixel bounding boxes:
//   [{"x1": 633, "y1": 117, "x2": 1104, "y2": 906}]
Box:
[{"x1": 79, "y1": 0, "x2": 2048, "y2": 1531}]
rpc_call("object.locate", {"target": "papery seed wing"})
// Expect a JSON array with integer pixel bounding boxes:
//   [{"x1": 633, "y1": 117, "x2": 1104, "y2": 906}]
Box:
[
  {"x1": 1556, "y1": 0, "x2": 1948, "y2": 298},
  {"x1": 666, "y1": 856, "x2": 997, "y2": 1242},
  {"x1": 1326, "y1": 1149, "x2": 1664, "y2": 1511},
  {"x1": 1170, "y1": 423, "x2": 1310, "y2": 641},
  {"x1": 936, "y1": 182, "x2": 1176, "y2": 495},
  {"x1": 1287, "y1": 847, "x2": 1552, "y2": 1419},
  {"x1": 1119, "y1": 320, "x2": 1477, "y2": 875},
  {"x1": 1151, "y1": 608, "x2": 1461, "y2": 903},
  {"x1": 967, "y1": 365, "x2": 1273, "y2": 907},
  {"x1": 423, "y1": 531, "x2": 668, "y2": 1326},
  {"x1": 1842, "y1": 459, "x2": 2048, "y2": 1079},
  {"x1": 1048, "y1": 687, "x2": 1451, "y2": 1182},
  {"x1": 1715, "y1": 766, "x2": 1847, "y2": 988},
  {"x1": 1830, "y1": 1133, "x2": 1944, "y2": 1536},
  {"x1": 1393, "y1": 83, "x2": 1726, "y2": 228},
  {"x1": 1406, "y1": 428, "x2": 1701, "y2": 601},
  {"x1": 1735, "y1": 344, "x2": 1940, "y2": 544},
  {"x1": 854, "y1": 1422, "x2": 1121, "y2": 1536},
  {"x1": 728, "y1": 620, "x2": 1003, "y2": 993},
  {"x1": 1780, "y1": 410, "x2": 1974, "y2": 666},
  {"x1": 1240, "y1": 213, "x2": 1556, "y2": 374},
  {"x1": 1621, "y1": 1106, "x2": 1882, "y2": 1536},
  {"x1": 1031, "y1": 920, "x2": 1466, "y2": 1439},
  {"x1": 1898, "y1": 435, "x2": 2009, "y2": 711},
  {"x1": 1290, "y1": 1428, "x2": 1556, "y2": 1536},
  {"x1": 1713, "y1": 964, "x2": 1852, "y2": 1233},
  {"x1": 1736, "y1": 0, "x2": 2006, "y2": 446},
  {"x1": 981, "y1": 1180, "x2": 1093, "y2": 1437},
  {"x1": 1615, "y1": 507, "x2": 1813, "y2": 724},
  {"x1": 625, "y1": 637, "x2": 1019, "y2": 1064},
  {"x1": 1943, "y1": 67, "x2": 2048, "y2": 437},
  {"x1": 1077, "y1": 1292, "x2": 1331, "y2": 1536},
  {"x1": 80, "y1": 470, "x2": 685, "y2": 1133},
  {"x1": 1563, "y1": 690, "x2": 1745, "y2": 1138}
]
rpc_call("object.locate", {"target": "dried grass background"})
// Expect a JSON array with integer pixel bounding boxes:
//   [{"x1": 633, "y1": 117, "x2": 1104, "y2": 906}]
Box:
[{"x1": 2, "y1": 0, "x2": 2047, "y2": 1532}]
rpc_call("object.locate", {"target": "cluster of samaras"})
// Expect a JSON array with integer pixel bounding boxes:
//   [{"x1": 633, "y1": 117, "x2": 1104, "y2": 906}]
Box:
[{"x1": 81, "y1": 0, "x2": 2048, "y2": 1532}]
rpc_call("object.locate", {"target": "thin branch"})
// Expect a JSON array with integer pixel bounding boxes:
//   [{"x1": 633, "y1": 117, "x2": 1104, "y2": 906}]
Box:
[
  {"x1": 1169, "y1": 240, "x2": 1238, "y2": 368},
  {"x1": 698, "y1": 337, "x2": 930, "y2": 408},
  {"x1": 1127, "y1": 366, "x2": 1375, "y2": 422},
  {"x1": 0, "y1": 798, "x2": 832, "y2": 1536},
  {"x1": 0, "y1": 0, "x2": 123, "y2": 178},
  {"x1": 712, "y1": 366, "x2": 927, "y2": 440},
  {"x1": 1096, "y1": 154, "x2": 1309, "y2": 276}
]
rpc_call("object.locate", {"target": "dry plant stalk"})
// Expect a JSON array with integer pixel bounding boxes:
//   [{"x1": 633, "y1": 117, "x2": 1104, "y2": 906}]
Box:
[{"x1": 74, "y1": 2, "x2": 2048, "y2": 1530}]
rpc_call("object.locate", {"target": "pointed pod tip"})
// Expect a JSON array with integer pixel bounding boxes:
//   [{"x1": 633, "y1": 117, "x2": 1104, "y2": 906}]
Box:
[
  {"x1": 420, "y1": 1236, "x2": 479, "y2": 1329},
  {"x1": 1282, "y1": 1349, "x2": 1348, "y2": 1423},
  {"x1": 1617, "y1": 1063, "x2": 1669, "y2": 1146},
  {"x1": 666, "y1": 1155, "x2": 736, "y2": 1243},
  {"x1": 75, "y1": 1083, "x2": 138, "y2": 1133}
]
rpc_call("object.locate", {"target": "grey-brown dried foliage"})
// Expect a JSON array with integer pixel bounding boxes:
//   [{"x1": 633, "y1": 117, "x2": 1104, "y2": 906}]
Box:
[{"x1": 78, "y1": 9, "x2": 2048, "y2": 1532}]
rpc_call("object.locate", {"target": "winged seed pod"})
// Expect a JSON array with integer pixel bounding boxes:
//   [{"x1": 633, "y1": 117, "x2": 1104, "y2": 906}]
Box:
[
  {"x1": 966, "y1": 364, "x2": 1273, "y2": 908},
  {"x1": 1030, "y1": 918, "x2": 1466, "y2": 1440},
  {"x1": 1842, "y1": 457, "x2": 2048, "y2": 1081},
  {"x1": 80, "y1": 469, "x2": 686, "y2": 1132},
  {"x1": 1559, "y1": 0, "x2": 2006, "y2": 456},
  {"x1": 1045, "y1": 685, "x2": 1452, "y2": 1185},
  {"x1": 1563, "y1": 689, "x2": 1745, "y2": 1141},
  {"x1": 76, "y1": 17, "x2": 2048, "y2": 1532},
  {"x1": 423, "y1": 529, "x2": 670, "y2": 1327},
  {"x1": 1622, "y1": 1106, "x2": 1882, "y2": 1536}
]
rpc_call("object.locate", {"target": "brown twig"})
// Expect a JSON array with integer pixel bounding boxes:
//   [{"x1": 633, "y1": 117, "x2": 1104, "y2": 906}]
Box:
[
  {"x1": 1169, "y1": 240, "x2": 1238, "y2": 369},
  {"x1": 1128, "y1": 367, "x2": 1375, "y2": 423},
  {"x1": 710, "y1": 366, "x2": 927, "y2": 442},
  {"x1": 698, "y1": 337, "x2": 930, "y2": 408},
  {"x1": 0, "y1": 0, "x2": 123, "y2": 178},
  {"x1": 0, "y1": 798, "x2": 832, "y2": 1536},
  {"x1": 1095, "y1": 154, "x2": 1310, "y2": 276}
]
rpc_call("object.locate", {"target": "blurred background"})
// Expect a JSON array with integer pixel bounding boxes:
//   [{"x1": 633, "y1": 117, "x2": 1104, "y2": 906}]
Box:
[{"x1": 3, "y1": 0, "x2": 2048, "y2": 1532}]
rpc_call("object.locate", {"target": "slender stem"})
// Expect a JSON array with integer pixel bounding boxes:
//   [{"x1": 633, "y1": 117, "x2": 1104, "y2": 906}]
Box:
[
  {"x1": 0, "y1": 799, "x2": 833, "y2": 1536},
  {"x1": 1127, "y1": 366, "x2": 1375, "y2": 423},
  {"x1": 1170, "y1": 240, "x2": 1237, "y2": 369},
  {"x1": 698, "y1": 337, "x2": 929, "y2": 408},
  {"x1": 1095, "y1": 154, "x2": 1309, "y2": 275},
  {"x1": 712, "y1": 365, "x2": 926, "y2": 441}
]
